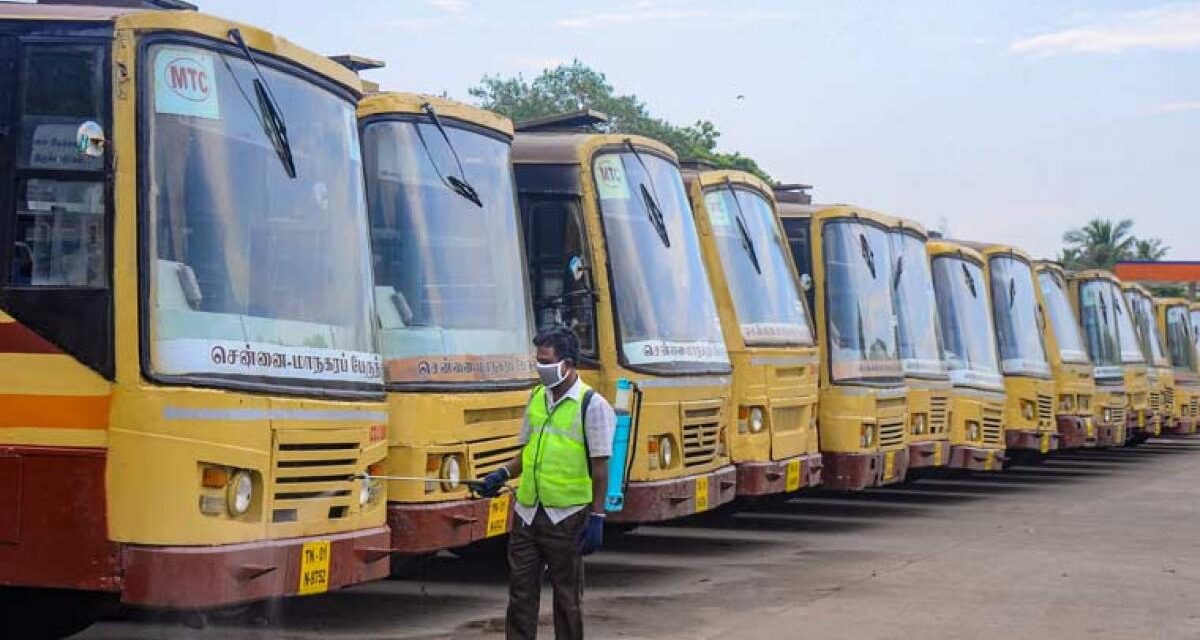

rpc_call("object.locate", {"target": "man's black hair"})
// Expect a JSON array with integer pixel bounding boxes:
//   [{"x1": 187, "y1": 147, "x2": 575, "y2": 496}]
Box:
[{"x1": 533, "y1": 325, "x2": 580, "y2": 365}]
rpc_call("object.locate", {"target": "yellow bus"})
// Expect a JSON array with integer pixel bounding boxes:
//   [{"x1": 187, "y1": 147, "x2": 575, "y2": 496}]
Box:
[
  {"x1": 889, "y1": 219, "x2": 952, "y2": 471},
  {"x1": 927, "y1": 242, "x2": 1007, "y2": 469},
  {"x1": 1156, "y1": 298, "x2": 1200, "y2": 432},
  {"x1": 357, "y1": 93, "x2": 533, "y2": 556},
  {"x1": 514, "y1": 113, "x2": 737, "y2": 523},
  {"x1": 960, "y1": 243, "x2": 1058, "y2": 457},
  {"x1": 0, "y1": 4, "x2": 389, "y2": 636},
  {"x1": 1033, "y1": 262, "x2": 1094, "y2": 448},
  {"x1": 1069, "y1": 271, "x2": 1146, "y2": 446},
  {"x1": 682, "y1": 168, "x2": 821, "y2": 497},
  {"x1": 777, "y1": 200, "x2": 909, "y2": 489},
  {"x1": 1123, "y1": 283, "x2": 1173, "y2": 437}
]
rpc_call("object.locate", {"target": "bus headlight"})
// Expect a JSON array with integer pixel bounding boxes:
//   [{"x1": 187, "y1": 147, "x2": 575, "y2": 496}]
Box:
[
  {"x1": 1021, "y1": 400, "x2": 1035, "y2": 421},
  {"x1": 966, "y1": 421, "x2": 981, "y2": 441},
  {"x1": 439, "y1": 455, "x2": 463, "y2": 492},
  {"x1": 911, "y1": 413, "x2": 927, "y2": 435},
  {"x1": 749, "y1": 407, "x2": 765, "y2": 434},
  {"x1": 1059, "y1": 395, "x2": 1073, "y2": 412},
  {"x1": 860, "y1": 423, "x2": 876, "y2": 448},
  {"x1": 359, "y1": 479, "x2": 372, "y2": 506},
  {"x1": 227, "y1": 470, "x2": 253, "y2": 517},
  {"x1": 1103, "y1": 408, "x2": 1114, "y2": 423},
  {"x1": 659, "y1": 436, "x2": 674, "y2": 469}
]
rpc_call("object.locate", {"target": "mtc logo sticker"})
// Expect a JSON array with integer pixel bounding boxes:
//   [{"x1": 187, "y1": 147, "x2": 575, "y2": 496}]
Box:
[
  {"x1": 154, "y1": 48, "x2": 221, "y2": 120},
  {"x1": 594, "y1": 154, "x2": 630, "y2": 201}
]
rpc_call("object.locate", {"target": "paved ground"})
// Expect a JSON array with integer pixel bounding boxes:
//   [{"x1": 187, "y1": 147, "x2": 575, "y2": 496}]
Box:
[{"x1": 82, "y1": 437, "x2": 1200, "y2": 640}]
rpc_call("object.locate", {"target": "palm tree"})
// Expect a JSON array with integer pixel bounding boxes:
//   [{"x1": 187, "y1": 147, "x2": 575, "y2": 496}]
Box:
[
  {"x1": 1061, "y1": 218, "x2": 1136, "y2": 269},
  {"x1": 1132, "y1": 238, "x2": 1169, "y2": 261}
]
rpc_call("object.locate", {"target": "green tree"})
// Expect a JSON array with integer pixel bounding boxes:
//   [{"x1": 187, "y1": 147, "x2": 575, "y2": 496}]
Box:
[
  {"x1": 1061, "y1": 218, "x2": 1138, "y2": 270},
  {"x1": 470, "y1": 61, "x2": 772, "y2": 181},
  {"x1": 1132, "y1": 238, "x2": 1169, "y2": 261}
]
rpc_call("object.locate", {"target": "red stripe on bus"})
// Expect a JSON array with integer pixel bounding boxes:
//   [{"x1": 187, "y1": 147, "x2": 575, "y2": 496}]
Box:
[{"x1": 0, "y1": 321, "x2": 62, "y2": 354}]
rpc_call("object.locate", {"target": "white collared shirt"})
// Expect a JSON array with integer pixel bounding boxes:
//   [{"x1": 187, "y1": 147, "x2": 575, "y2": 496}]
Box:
[{"x1": 513, "y1": 377, "x2": 615, "y2": 525}]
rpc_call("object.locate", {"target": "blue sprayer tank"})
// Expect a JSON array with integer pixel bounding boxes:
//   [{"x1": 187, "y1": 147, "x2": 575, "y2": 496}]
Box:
[{"x1": 605, "y1": 378, "x2": 633, "y2": 512}]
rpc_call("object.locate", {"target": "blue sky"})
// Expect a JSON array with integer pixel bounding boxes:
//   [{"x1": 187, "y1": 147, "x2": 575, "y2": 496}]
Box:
[{"x1": 193, "y1": 1, "x2": 1199, "y2": 258}]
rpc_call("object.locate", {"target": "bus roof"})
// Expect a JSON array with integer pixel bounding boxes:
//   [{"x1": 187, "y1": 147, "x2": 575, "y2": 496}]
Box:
[
  {"x1": 1069, "y1": 269, "x2": 1121, "y2": 285},
  {"x1": 0, "y1": 2, "x2": 140, "y2": 20},
  {"x1": 928, "y1": 240, "x2": 985, "y2": 265},
  {"x1": 891, "y1": 215, "x2": 929, "y2": 238},
  {"x1": 1120, "y1": 280, "x2": 1155, "y2": 298},
  {"x1": 358, "y1": 92, "x2": 514, "y2": 138},
  {"x1": 1155, "y1": 297, "x2": 1191, "y2": 309},
  {"x1": 686, "y1": 169, "x2": 774, "y2": 202},
  {"x1": 512, "y1": 131, "x2": 677, "y2": 167},
  {"x1": 1033, "y1": 260, "x2": 1068, "y2": 277},
  {"x1": 949, "y1": 240, "x2": 1035, "y2": 264},
  {"x1": 774, "y1": 202, "x2": 895, "y2": 229}
]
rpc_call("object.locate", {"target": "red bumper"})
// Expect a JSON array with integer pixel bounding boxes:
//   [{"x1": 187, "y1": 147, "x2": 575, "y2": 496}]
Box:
[
  {"x1": 821, "y1": 449, "x2": 909, "y2": 491},
  {"x1": 1005, "y1": 429, "x2": 1059, "y2": 454},
  {"x1": 1163, "y1": 417, "x2": 1197, "y2": 436},
  {"x1": 607, "y1": 466, "x2": 737, "y2": 524},
  {"x1": 1056, "y1": 415, "x2": 1089, "y2": 450},
  {"x1": 387, "y1": 497, "x2": 512, "y2": 555},
  {"x1": 948, "y1": 445, "x2": 1003, "y2": 471},
  {"x1": 1093, "y1": 421, "x2": 1120, "y2": 447},
  {"x1": 907, "y1": 440, "x2": 948, "y2": 470},
  {"x1": 120, "y1": 526, "x2": 391, "y2": 609},
  {"x1": 734, "y1": 453, "x2": 823, "y2": 496}
]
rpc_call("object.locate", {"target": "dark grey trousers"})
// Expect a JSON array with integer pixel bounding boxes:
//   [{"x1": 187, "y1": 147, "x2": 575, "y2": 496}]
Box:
[{"x1": 506, "y1": 507, "x2": 589, "y2": 640}]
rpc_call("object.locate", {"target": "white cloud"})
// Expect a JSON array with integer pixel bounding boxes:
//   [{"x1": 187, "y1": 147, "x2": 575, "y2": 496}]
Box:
[
  {"x1": 427, "y1": 0, "x2": 470, "y2": 13},
  {"x1": 556, "y1": 1, "x2": 800, "y2": 29},
  {"x1": 1010, "y1": 3, "x2": 1200, "y2": 57},
  {"x1": 1152, "y1": 100, "x2": 1200, "y2": 113}
]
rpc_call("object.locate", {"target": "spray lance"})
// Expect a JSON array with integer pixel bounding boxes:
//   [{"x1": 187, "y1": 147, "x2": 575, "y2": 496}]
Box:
[
  {"x1": 352, "y1": 473, "x2": 501, "y2": 496},
  {"x1": 605, "y1": 378, "x2": 636, "y2": 513}
]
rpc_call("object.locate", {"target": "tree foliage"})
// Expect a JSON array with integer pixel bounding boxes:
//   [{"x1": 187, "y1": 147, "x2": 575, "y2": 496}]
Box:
[
  {"x1": 469, "y1": 61, "x2": 772, "y2": 182},
  {"x1": 1059, "y1": 217, "x2": 1168, "y2": 270}
]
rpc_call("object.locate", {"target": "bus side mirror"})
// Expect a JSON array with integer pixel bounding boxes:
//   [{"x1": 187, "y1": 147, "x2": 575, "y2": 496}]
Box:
[{"x1": 77, "y1": 121, "x2": 106, "y2": 158}]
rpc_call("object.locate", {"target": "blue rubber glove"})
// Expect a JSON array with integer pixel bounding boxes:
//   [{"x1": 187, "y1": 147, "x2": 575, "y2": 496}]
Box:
[
  {"x1": 578, "y1": 512, "x2": 605, "y2": 556},
  {"x1": 476, "y1": 467, "x2": 509, "y2": 498}
]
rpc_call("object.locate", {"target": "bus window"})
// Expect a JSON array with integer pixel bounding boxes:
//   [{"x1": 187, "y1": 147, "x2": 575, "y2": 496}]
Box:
[
  {"x1": 523, "y1": 196, "x2": 597, "y2": 358},
  {"x1": 12, "y1": 44, "x2": 107, "y2": 287}
]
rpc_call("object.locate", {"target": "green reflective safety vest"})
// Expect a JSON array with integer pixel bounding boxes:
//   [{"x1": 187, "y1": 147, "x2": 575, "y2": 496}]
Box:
[{"x1": 516, "y1": 383, "x2": 593, "y2": 509}]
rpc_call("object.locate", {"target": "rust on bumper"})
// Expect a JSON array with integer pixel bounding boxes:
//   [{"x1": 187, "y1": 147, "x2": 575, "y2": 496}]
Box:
[
  {"x1": 1162, "y1": 417, "x2": 1197, "y2": 436},
  {"x1": 948, "y1": 445, "x2": 1003, "y2": 471},
  {"x1": 821, "y1": 449, "x2": 909, "y2": 491},
  {"x1": 607, "y1": 465, "x2": 738, "y2": 524},
  {"x1": 1056, "y1": 415, "x2": 1089, "y2": 450},
  {"x1": 734, "y1": 452, "x2": 823, "y2": 496},
  {"x1": 387, "y1": 497, "x2": 511, "y2": 555},
  {"x1": 120, "y1": 526, "x2": 390, "y2": 609},
  {"x1": 907, "y1": 440, "x2": 948, "y2": 470}
]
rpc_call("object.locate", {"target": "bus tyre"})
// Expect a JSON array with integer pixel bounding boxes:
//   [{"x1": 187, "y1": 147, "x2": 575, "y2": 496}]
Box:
[{"x1": 0, "y1": 587, "x2": 117, "y2": 640}]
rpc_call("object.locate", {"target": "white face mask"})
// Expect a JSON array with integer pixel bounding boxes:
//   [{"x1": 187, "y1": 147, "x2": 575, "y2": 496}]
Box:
[{"x1": 536, "y1": 361, "x2": 569, "y2": 388}]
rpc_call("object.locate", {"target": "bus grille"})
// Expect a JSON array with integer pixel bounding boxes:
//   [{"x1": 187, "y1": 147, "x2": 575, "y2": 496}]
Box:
[
  {"x1": 929, "y1": 393, "x2": 949, "y2": 435},
  {"x1": 982, "y1": 405, "x2": 1003, "y2": 445},
  {"x1": 771, "y1": 406, "x2": 804, "y2": 434},
  {"x1": 1037, "y1": 393, "x2": 1054, "y2": 423},
  {"x1": 1149, "y1": 391, "x2": 1161, "y2": 413},
  {"x1": 1190, "y1": 397, "x2": 1200, "y2": 418},
  {"x1": 470, "y1": 437, "x2": 524, "y2": 480},
  {"x1": 1110, "y1": 406, "x2": 1126, "y2": 425},
  {"x1": 272, "y1": 430, "x2": 363, "y2": 523},
  {"x1": 681, "y1": 401, "x2": 723, "y2": 468},
  {"x1": 1163, "y1": 388, "x2": 1174, "y2": 413},
  {"x1": 878, "y1": 415, "x2": 905, "y2": 447}
]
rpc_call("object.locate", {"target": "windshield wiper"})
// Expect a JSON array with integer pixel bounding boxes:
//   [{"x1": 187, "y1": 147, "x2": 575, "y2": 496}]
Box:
[
  {"x1": 859, "y1": 233, "x2": 877, "y2": 279},
  {"x1": 418, "y1": 103, "x2": 482, "y2": 208},
  {"x1": 961, "y1": 263, "x2": 977, "y2": 298},
  {"x1": 624, "y1": 140, "x2": 670, "y2": 247},
  {"x1": 227, "y1": 28, "x2": 296, "y2": 179},
  {"x1": 892, "y1": 254, "x2": 904, "y2": 290},
  {"x1": 1008, "y1": 277, "x2": 1017, "y2": 309},
  {"x1": 725, "y1": 180, "x2": 760, "y2": 274}
]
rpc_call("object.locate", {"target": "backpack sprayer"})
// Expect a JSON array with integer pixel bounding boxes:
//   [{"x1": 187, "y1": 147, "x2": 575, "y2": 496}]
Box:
[{"x1": 353, "y1": 473, "x2": 494, "y2": 495}]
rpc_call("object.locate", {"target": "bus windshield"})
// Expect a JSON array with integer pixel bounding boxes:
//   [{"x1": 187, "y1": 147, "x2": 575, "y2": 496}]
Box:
[
  {"x1": 702, "y1": 186, "x2": 813, "y2": 347},
  {"x1": 932, "y1": 256, "x2": 1003, "y2": 389},
  {"x1": 888, "y1": 230, "x2": 945, "y2": 377},
  {"x1": 821, "y1": 220, "x2": 902, "y2": 383},
  {"x1": 1078, "y1": 280, "x2": 1127, "y2": 377},
  {"x1": 363, "y1": 120, "x2": 534, "y2": 385},
  {"x1": 987, "y1": 256, "x2": 1050, "y2": 377},
  {"x1": 1190, "y1": 308, "x2": 1200, "y2": 359},
  {"x1": 144, "y1": 43, "x2": 380, "y2": 389},
  {"x1": 594, "y1": 151, "x2": 728, "y2": 373},
  {"x1": 1166, "y1": 305, "x2": 1196, "y2": 372},
  {"x1": 1125, "y1": 290, "x2": 1169, "y2": 368},
  {"x1": 1037, "y1": 271, "x2": 1089, "y2": 364}
]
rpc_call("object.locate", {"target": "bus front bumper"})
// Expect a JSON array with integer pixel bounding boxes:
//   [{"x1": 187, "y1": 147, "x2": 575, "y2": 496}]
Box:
[
  {"x1": 1056, "y1": 415, "x2": 1090, "y2": 450},
  {"x1": 948, "y1": 445, "x2": 1003, "y2": 471},
  {"x1": 387, "y1": 497, "x2": 513, "y2": 555},
  {"x1": 1163, "y1": 416, "x2": 1197, "y2": 435},
  {"x1": 607, "y1": 465, "x2": 737, "y2": 524},
  {"x1": 907, "y1": 440, "x2": 949, "y2": 470},
  {"x1": 120, "y1": 526, "x2": 390, "y2": 609},
  {"x1": 734, "y1": 453, "x2": 823, "y2": 496},
  {"x1": 1093, "y1": 421, "x2": 1121, "y2": 447},
  {"x1": 1005, "y1": 429, "x2": 1059, "y2": 454},
  {"x1": 821, "y1": 449, "x2": 908, "y2": 490}
]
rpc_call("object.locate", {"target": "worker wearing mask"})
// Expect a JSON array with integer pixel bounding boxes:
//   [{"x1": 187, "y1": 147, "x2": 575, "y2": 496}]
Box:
[{"x1": 478, "y1": 325, "x2": 615, "y2": 640}]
